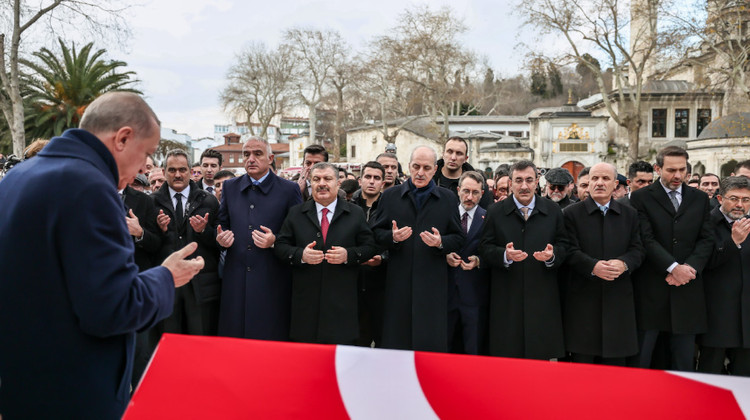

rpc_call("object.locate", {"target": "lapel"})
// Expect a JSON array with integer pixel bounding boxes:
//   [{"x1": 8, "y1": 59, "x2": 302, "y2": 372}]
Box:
[
  {"x1": 330, "y1": 200, "x2": 350, "y2": 226},
  {"x1": 648, "y1": 180, "x2": 677, "y2": 216},
  {"x1": 153, "y1": 185, "x2": 175, "y2": 217},
  {"x1": 676, "y1": 184, "x2": 695, "y2": 218},
  {"x1": 301, "y1": 199, "x2": 321, "y2": 232},
  {"x1": 466, "y1": 206, "x2": 486, "y2": 240}
]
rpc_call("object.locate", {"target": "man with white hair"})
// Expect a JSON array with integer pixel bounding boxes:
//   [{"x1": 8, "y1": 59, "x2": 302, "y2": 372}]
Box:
[{"x1": 371, "y1": 145, "x2": 465, "y2": 352}]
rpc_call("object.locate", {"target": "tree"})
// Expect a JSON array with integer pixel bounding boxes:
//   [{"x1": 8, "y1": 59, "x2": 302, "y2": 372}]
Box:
[
  {"x1": 530, "y1": 58, "x2": 548, "y2": 97},
  {"x1": 22, "y1": 38, "x2": 140, "y2": 139},
  {"x1": 661, "y1": 0, "x2": 750, "y2": 108},
  {"x1": 518, "y1": 0, "x2": 663, "y2": 164},
  {"x1": 283, "y1": 28, "x2": 347, "y2": 146},
  {"x1": 220, "y1": 42, "x2": 295, "y2": 138},
  {"x1": 0, "y1": 0, "x2": 129, "y2": 156},
  {"x1": 548, "y1": 62, "x2": 564, "y2": 97}
]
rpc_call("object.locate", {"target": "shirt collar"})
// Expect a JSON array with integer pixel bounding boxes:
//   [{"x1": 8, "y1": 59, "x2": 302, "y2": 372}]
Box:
[
  {"x1": 660, "y1": 181, "x2": 682, "y2": 196},
  {"x1": 316, "y1": 199, "x2": 338, "y2": 216},
  {"x1": 459, "y1": 204, "x2": 478, "y2": 219},
  {"x1": 251, "y1": 170, "x2": 270, "y2": 185},
  {"x1": 168, "y1": 184, "x2": 190, "y2": 199},
  {"x1": 512, "y1": 194, "x2": 536, "y2": 210}
]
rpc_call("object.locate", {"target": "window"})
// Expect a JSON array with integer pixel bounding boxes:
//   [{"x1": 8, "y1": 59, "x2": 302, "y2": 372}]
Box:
[
  {"x1": 351, "y1": 145, "x2": 356, "y2": 158},
  {"x1": 508, "y1": 131, "x2": 523, "y2": 137},
  {"x1": 559, "y1": 143, "x2": 588, "y2": 152},
  {"x1": 697, "y1": 109, "x2": 711, "y2": 136},
  {"x1": 675, "y1": 109, "x2": 689, "y2": 137},
  {"x1": 229, "y1": 154, "x2": 235, "y2": 164},
  {"x1": 652, "y1": 109, "x2": 667, "y2": 137}
]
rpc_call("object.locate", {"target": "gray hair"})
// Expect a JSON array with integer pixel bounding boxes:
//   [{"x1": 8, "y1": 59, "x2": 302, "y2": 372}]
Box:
[
  {"x1": 164, "y1": 149, "x2": 191, "y2": 167},
  {"x1": 458, "y1": 170, "x2": 485, "y2": 189},
  {"x1": 244, "y1": 136, "x2": 272, "y2": 155},
  {"x1": 80, "y1": 92, "x2": 160, "y2": 139},
  {"x1": 409, "y1": 145, "x2": 437, "y2": 165},
  {"x1": 719, "y1": 176, "x2": 750, "y2": 196}
]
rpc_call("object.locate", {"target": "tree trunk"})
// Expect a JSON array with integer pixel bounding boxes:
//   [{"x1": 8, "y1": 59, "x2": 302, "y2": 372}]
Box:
[
  {"x1": 626, "y1": 119, "x2": 641, "y2": 165},
  {"x1": 332, "y1": 87, "x2": 344, "y2": 162}
]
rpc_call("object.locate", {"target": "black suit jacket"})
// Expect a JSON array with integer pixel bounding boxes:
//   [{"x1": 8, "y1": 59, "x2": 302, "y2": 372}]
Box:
[
  {"x1": 449, "y1": 206, "x2": 489, "y2": 307},
  {"x1": 123, "y1": 186, "x2": 161, "y2": 272},
  {"x1": 630, "y1": 180, "x2": 714, "y2": 333},
  {"x1": 700, "y1": 207, "x2": 750, "y2": 348},
  {"x1": 152, "y1": 181, "x2": 220, "y2": 304},
  {"x1": 563, "y1": 198, "x2": 645, "y2": 357},
  {"x1": 274, "y1": 199, "x2": 377, "y2": 344}
]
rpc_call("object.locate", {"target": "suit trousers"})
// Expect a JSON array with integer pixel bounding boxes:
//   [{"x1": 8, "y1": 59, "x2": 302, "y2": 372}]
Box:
[
  {"x1": 697, "y1": 346, "x2": 750, "y2": 376},
  {"x1": 636, "y1": 330, "x2": 695, "y2": 371},
  {"x1": 163, "y1": 284, "x2": 219, "y2": 336}
]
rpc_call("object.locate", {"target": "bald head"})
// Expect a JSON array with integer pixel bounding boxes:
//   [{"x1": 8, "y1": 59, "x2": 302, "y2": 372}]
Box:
[
  {"x1": 591, "y1": 162, "x2": 616, "y2": 178},
  {"x1": 80, "y1": 92, "x2": 160, "y2": 140},
  {"x1": 588, "y1": 162, "x2": 618, "y2": 205},
  {"x1": 410, "y1": 146, "x2": 437, "y2": 165},
  {"x1": 409, "y1": 146, "x2": 438, "y2": 188}
]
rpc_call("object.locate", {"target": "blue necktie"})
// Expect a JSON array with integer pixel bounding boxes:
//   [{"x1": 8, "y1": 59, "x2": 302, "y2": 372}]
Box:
[{"x1": 599, "y1": 205, "x2": 607, "y2": 216}]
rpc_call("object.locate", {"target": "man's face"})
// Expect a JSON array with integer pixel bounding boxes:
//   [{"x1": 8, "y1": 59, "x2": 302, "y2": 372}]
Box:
[
  {"x1": 377, "y1": 157, "x2": 399, "y2": 187},
  {"x1": 718, "y1": 188, "x2": 750, "y2": 220},
  {"x1": 628, "y1": 171, "x2": 654, "y2": 193},
  {"x1": 656, "y1": 156, "x2": 687, "y2": 191},
  {"x1": 409, "y1": 149, "x2": 437, "y2": 188},
  {"x1": 165, "y1": 155, "x2": 190, "y2": 192},
  {"x1": 510, "y1": 167, "x2": 538, "y2": 206},
  {"x1": 201, "y1": 157, "x2": 221, "y2": 182},
  {"x1": 213, "y1": 175, "x2": 232, "y2": 202},
  {"x1": 311, "y1": 167, "x2": 338, "y2": 206},
  {"x1": 130, "y1": 180, "x2": 146, "y2": 192},
  {"x1": 577, "y1": 175, "x2": 590, "y2": 200},
  {"x1": 338, "y1": 170, "x2": 346, "y2": 186},
  {"x1": 145, "y1": 156, "x2": 154, "y2": 176},
  {"x1": 612, "y1": 184, "x2": 628, "y2": 199},
  {"x1": 588, "y1": 163, "x2": 617, "y2": 205},
  {"x1": 546, "y1": 183, "x2": 568, "y2": 202},
  {"x1": 117, "y1": 123, "x2": 160, "y2": 189},
  {"x1": 458, "y1": 177, "x2": 482, "y2": 211},
  {"x1": 443, "y1": 139, "x2": 467, "y2": 172},
  {"x1": 303, "y1": 153, "x2": 326, "y2": 178},
  {"x1": 359, "y1": 167, "x2": 384, "y2": 198},
  {"x1": 191, "y1": 166, "x2": 202, "y2": 182},
  {"x1": 243, "y1": 140, "x2": 273, "y2": 179},
  {"x1": 495, "y1": 176, "x2": 509, "y2": 201},
  {"x1": 734, "y1": 167, "x2": 750, "y2": 178},
  {"x1": 700, "y1": 175, "x2": 720, "y2": 198},
  {"x1": 149, "y1": 168, "x2": 166, "y2": 191}
]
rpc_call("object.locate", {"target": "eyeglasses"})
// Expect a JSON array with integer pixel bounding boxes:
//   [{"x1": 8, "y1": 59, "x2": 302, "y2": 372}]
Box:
[
  {"x1": 724, "y1": 196, "x2": 750, "y2": 204},
  {"x1": 548, "y1": 184, "x2": 566, "y2": 191},
  {"x1": 460, "y1": 189, "x2": 482, "y2": 197}
]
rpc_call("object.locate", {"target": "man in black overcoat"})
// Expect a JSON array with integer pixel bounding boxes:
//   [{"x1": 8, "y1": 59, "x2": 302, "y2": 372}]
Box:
[
  {"x1": 479, "y1": 160, "x2": 568, "y2": 360},
  {"x1": 630, "y1": 146, "x2": 714, "y2": 371},
  {"x1": 697, "y1": 176, "x2": 750, "y2": 375},
  {"x1": 371, "y1": 146, "x2": 465, "y2": 352},
  {"x1": 563, "y1": 163, "x2": 645, "y2": 366}
]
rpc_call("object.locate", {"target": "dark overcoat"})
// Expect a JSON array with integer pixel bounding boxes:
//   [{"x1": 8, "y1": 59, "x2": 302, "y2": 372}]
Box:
[
  {"x1": 217, "y1": 171, "x2": 302, "y2": 340},
  {"x1": 123, "y1": 185, "x2": 162, "y2": 271},
  {"x1": 274, "y1": 199, "x2": 377, "y2": 344},
  {"x1": 700, "y1": 207, "x2": 750, "y2": 348},
  {"x1": 370, "y1": 180, "x2": 465, "y2": 352},
  {"x1": 479, "y1": 195, "x2": 568, "y2": 359},
  {"x1": 630, "y1": 181, "x2": 713, "y2": 333},
  {"x1": 0, "y1": 129, "x2": 174, "y2": 419},
  {"x1": 562, "y1": 198, "x2": 645, "y2": 357}
]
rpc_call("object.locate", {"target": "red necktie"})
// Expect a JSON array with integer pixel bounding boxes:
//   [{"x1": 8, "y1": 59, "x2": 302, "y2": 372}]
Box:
[{"x1": 321, "y1": 208, "x2": 330, "y2": 243}]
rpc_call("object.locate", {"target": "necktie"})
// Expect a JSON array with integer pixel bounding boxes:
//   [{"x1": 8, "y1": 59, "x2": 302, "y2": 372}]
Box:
[
  {"x1": 520, "y1": 207, "x2": 530, "y2": 221},
  {"x1": 174, "y1": 193, "x2": 184, "y2": 227},
  {"x1": 599, "y1": 205, "x2": 607, "y2": 216},
  {"x1": 461, "y1": 212, "x2": 469, "y2": 234},
  {"x1": 321, "y1": 208, "x2": 330, "y2": 243},
  {"x1": 668, "y1": 190, "x2": 680, "y2": 211},
  {"x1": 207, "y1": 186, "x2": 213, "y2": 194}
]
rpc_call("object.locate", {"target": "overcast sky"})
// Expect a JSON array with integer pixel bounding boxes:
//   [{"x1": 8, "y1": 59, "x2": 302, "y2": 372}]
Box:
[{"x1": 116, "y1": 0, "x2": 533, "y2": 139}]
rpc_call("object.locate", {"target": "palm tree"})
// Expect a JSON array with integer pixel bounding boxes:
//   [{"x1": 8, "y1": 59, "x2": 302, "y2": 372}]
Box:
[{"x1": 22, "y1": 38, "x2": 141, "y2": 139}]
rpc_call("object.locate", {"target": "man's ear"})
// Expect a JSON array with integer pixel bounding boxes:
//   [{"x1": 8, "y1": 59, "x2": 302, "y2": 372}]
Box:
[{"x1": 112, "y1": 126, "x2": 135, "y2": 152}]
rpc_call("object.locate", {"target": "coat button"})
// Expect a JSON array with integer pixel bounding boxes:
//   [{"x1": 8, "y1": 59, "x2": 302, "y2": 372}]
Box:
[
  {"x1": 317, "y1": 232, "x2": 321, "y2": 237},
  {"x1": 673, "y1": 238, "x2": 678, "y2": 244},
  {"x1": 247, "y1": 267, "x2": 252, "y2": 272},
  {"x1": 247, "y1": 245, "x2": 252, "y2": 250},
  {"x1": 250, "y1": 205, "x2": 255, "y2": 209},
  {"x1": 249, "y1": 225, "x2": 253, "y2": 230}
]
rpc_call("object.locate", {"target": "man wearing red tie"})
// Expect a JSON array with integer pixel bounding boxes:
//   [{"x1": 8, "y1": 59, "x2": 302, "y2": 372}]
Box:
[{"x1": 275, "y1": 163, "x2": 378, "y2": 344}]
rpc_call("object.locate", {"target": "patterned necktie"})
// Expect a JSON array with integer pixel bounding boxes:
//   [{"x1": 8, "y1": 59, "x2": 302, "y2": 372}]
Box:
[
  {"x1": 207, "y1": 186, "x2": 213, "y2": 194},
  {"x1": 668, "y1": 190, "x2": 680, "y2": 211},
  {"x1": 520, "y1": 207, "x2": 530, "y2": 221},
  {"x1": 461, "y1": 212, "x2": 469, "y2": 234},
  {"x1": 321, "y1": 208, "x2": 330, "y2": 242},
  {"x1": 174, "y1": 193, "x2": 184, "y2": 226}
]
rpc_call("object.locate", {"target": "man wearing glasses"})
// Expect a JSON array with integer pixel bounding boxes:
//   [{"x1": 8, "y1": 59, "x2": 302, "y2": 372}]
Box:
[
  {"x1": 698, "y1": 176, "x2": 750, "y2": 375},
  {"x1": 480, "y1": 160, "x2": 568, "y2": 360},
  {"x1": 543, "y1": 167, "x2": 575, "y2": 209}
]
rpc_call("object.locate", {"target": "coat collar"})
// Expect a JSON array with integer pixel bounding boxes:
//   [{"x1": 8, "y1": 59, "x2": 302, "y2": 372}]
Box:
[
  {"x1": 301, "y1": 198, "x2": 351, "y2": 227},
  {"x1": 239, "y1": 171, "x2": 276, "y2": 194},
  {"x1": 39, "y1": 129, "x2": 119, "y2": 188},
  {"x1": 583, "y1": 197, "x2": 623, "y2": 215}
]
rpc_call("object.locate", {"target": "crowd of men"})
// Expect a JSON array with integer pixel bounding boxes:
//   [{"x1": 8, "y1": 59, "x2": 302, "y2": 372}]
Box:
[{"x1": 2, "y1": 92, "x2": 750, "y2": 418}]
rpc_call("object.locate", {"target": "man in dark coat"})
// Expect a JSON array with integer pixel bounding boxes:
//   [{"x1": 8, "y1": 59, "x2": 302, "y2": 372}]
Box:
[
  {"x1": 697, "y1": 176, "x2": 750, "y2": 375},
  {"x1": 216, "y1": 136, "x2": 303, "y2": 340},
  {"x1": 153, "y1": 149, "x2": 221, "y2": 336},
  {"x1": 480, "y1": 160, "x2": 568, "y2": 360},
  {"x1": 371, "y1": 146, "x2": 465, "y2": 352},
  {"x1": 543, "y1": 167, "x2": 575, "y2": 209},
  {"x1": 446, "y1": 171, "x2": 490, "y2": 355},
  {"x1": 275, "y1": 163, "x2": 377, "y2": 344},
  {"x1": 434, "y1": 136, "x2": 494, "y2": 209},
  {"x1": 0, "y1": 92, "x2": 203, "y2": 419},
  {"x1": 630, "y1": 146, "x2": 714, "y2": 371},
  {"x1": 618, "y1": 161, "x2": 654, "y2": 208},
  {"x1": 563, "y1": 163, "x2": 645, "y2": 366}
]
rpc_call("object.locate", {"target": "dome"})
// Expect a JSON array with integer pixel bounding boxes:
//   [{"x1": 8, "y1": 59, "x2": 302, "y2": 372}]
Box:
[{"x1": 697, "y1": 112, "x2": 750, "y2": 139}]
